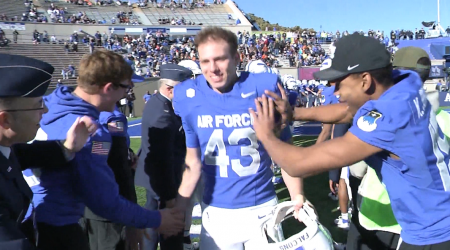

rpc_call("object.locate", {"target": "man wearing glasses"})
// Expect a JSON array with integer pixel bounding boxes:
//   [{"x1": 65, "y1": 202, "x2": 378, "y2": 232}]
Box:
[
  {"x1": 22, "y1": 50, "x2": 184, "y2": 250},
  {"x1": 0, "y1": 54, "x2": 97, "y2": 250},
  {"x1": 138, "y1": 63, "x2": 193, "y2": 250}
]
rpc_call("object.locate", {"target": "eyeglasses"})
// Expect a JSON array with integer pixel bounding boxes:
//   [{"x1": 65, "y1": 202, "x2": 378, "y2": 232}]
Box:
[
  {"x1": 165, "y1": 83, "x2": 174, "y2": 89},
  {"x1": 1, "y1": 100, "x2": 45, "y2": 112},
  {"x1": 118, "y1": 83, "x2": 131, "y2": 89}
]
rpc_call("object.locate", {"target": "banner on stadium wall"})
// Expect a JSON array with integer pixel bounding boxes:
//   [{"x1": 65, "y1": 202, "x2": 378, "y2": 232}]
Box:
[
  {"x1": 147, "y1": 28, "x2": 167, "y2": 33},
  {"x1": 430, "y1": 65, "x2": 446, "y2": 78},
  {"x1": 298, "y1": 67, "x2": 320, "y2": 80},
  {"x1": 439, "y1": 92, "x2": 450, "y2": 107},
  {"x1": 0, "y1": 22, "x2": 26, "y2": 31}
]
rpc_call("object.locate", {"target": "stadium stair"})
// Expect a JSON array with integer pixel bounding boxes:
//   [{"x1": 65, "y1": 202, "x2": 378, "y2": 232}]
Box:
[{"x1": 0, "y1": 43, "x2": 96, "y2": 86}]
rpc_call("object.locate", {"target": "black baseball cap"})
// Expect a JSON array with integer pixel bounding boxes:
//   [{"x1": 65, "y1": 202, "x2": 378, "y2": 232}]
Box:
[{"x1": 314, "y1": 33, "x2": 391, "y2": 81}]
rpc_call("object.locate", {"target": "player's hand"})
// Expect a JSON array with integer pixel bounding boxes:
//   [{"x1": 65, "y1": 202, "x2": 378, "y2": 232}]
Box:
[
  {"x1": 264, "y1": 83, "x2": 293, "y2": 127},
  {"x1": 329, "y1": 180, "x2": 339, "y2": 194},
  {"x1": 249, "y1": 94, "x2": 277, "y2": 142},
  {"x1": 165, "y1": 199, "x2": 176, "y2": 209},
  {"x1": 125, "y1": 227, "x2": 144, "y2": 250},
  {"x1": 158, "y1": 207, "x2": 184, "y2": 238},
  {"x1": 293, "y1": 194, "x2": 306, "y2": 221},
  {"x1": 64, "y1": 116, "x2": 97, "y2": 153}
]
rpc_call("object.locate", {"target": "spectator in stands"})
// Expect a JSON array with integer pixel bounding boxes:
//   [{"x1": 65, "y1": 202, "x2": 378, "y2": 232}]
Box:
[
  {"x1": 62, "y1": 68, "x2": 69, "y2": 80},
  {"x1": 68, "y1": 64, "x2": 76, "y2": 78}
]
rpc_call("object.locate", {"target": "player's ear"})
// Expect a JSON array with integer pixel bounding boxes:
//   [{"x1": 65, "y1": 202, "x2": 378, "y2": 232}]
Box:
[{"x1": 360, "y1": 72, "x2": 373, "y2": 93}]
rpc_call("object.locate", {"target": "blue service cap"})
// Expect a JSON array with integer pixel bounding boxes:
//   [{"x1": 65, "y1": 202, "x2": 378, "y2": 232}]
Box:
[
  {"x1": 160, "y1": 63, "x2": 193, "y2": 82},
  {"x1": 0, "y1": 54, "x2": 54, "y2": 97},
  {"x1": 124, "y1": 59, "x2": 145, "y2": 83}
]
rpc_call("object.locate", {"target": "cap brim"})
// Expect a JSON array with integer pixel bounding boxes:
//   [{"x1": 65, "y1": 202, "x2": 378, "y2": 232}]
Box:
[
  {"x1": 132, "y1": 73, "x2": 145, "y2": 83},
  {"x1": 192, "y1": 69, "x2": 202, "y2": 75},
  {"x1": 313, "y1": 68, "x2": 348, "y2": 81}
]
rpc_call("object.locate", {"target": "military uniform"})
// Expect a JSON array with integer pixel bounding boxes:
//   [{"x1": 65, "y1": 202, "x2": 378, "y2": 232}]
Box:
[
  {"x1": 140, "y1": 64, "x2": 192, "y2": 250},
  {"x1": 0, "y1": 54, "x2": 74, "y2": 249}
]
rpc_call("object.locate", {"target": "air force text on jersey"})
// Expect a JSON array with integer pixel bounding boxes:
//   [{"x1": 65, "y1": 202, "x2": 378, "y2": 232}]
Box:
[{"x1": 197, "y1": 113, "x2": 253, "y2": 128}]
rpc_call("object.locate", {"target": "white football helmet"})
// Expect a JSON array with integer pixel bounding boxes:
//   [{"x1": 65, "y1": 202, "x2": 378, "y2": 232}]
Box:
[
  {"x1": 178, "y1": 60, "x2": 202, "y2": 75},
  {"x1": 252, "y1": 201, "x2": 334, "y2": 250},
  {"x1": 245, "y1": 59, "x2": 270, "y2": 74},
  {"x1": 282, "y1": 75, "x2": 295, "y2": 85},
  {"x1": 286, "y1": 79, "x2": 297, "y2": 90}
]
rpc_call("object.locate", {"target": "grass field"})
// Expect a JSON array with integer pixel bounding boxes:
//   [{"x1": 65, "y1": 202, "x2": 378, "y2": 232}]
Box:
[{"x1": 130, "y1": 136, "x2": 348, "y2": 244}]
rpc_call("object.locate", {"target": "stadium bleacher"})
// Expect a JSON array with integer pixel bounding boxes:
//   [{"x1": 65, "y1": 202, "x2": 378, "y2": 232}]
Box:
[
  {"x1": 1, "y1": 0, "x2": 30, "y2": 21},
  {"x1": 0, "y1": 43, "x2": 92, "y2": 85},
  {"x1": 141, "y1": 3, "x2": 236, "y2": 26}
]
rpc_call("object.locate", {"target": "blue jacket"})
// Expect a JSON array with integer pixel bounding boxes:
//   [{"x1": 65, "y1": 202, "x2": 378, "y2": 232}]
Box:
[{"x1": 25, "y1": 86, "x2": 161, "y2": 228}]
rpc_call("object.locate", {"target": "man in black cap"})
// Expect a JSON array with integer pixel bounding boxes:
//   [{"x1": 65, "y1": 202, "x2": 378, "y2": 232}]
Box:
[
  {"x1": 0, "y1": 54, "x2": 97, "y2": 250},
  {"x1": 139, "y1": 63, "x2": 193, "y2": 250},
  {"x1": 251, "y1": 33, "x2": 450, "y2": 250}
]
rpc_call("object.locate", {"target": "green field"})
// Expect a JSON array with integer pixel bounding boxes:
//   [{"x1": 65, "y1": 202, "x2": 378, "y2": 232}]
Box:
[{"x1": 130, "y1": 136, "x2": 348, "y2": 244}]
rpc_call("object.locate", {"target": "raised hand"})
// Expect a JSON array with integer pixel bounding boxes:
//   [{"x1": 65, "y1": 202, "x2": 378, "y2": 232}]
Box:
[
  {"x1": 264, "y1": 83, "x2": 293, "y2": 127},
  {"x1": 63, "y1": 116, "x2": 97, "y2": 153}
]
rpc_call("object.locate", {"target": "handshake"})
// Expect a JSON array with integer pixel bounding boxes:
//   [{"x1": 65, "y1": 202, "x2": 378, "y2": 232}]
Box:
[{"x1": 157, "y1": 200, "x2": 186, "y2": 237}]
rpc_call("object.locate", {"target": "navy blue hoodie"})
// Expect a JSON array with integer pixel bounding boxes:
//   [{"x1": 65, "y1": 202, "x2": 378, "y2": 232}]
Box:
[{"x1": 24, "y1": 86, "x2": 161, "y2": 228}]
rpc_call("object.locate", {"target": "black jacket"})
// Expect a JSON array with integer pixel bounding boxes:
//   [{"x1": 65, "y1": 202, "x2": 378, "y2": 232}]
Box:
[
  {"x1": 142, "y1": 93, "x2": 186, "y2": 201},
  {"x1": 0, "y1": 141, "x2": 69, "y2": 249}
]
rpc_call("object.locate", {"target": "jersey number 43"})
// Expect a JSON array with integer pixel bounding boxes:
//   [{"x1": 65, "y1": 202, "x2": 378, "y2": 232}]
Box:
[{"x1": 204, "y1": 128, "x2": 261, "y2": 178}]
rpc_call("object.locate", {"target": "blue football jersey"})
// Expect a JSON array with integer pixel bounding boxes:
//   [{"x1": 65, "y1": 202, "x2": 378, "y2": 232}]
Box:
[
  {"x1": 349, "y1": 70, "x2": 450, "y2": 245},
  {"x1": 173, "y1": 72, "x2": 285, "y2": 209}
]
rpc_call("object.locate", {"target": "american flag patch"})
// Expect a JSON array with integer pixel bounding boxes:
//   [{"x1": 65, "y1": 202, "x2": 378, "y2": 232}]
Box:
[
  {"x1": 108, "y1": 121, "x2": 124, "y2": 132},
  {"x1": 91, "y1": 141, "x2": 111, "y2": 155}
]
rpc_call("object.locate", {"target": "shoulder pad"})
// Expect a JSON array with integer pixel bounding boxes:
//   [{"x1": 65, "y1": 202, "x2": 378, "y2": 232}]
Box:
[
  {"x1": 99, "y1": 111, "x2": 115, "y2": 126},
  {"x1": 173, "y1": 78, "x2": 198, "y2": 117}
]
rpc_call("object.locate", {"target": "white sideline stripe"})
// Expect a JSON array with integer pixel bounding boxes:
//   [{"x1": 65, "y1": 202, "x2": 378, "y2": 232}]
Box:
[{"x1": 128, "y1": 123, "x2": 142, "y2": 127}]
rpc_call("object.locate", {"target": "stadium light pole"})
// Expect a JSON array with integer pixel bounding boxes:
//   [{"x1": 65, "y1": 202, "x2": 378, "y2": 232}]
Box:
[{"x1": 438, "y1": 0, "x2": 440, "y2": 24}]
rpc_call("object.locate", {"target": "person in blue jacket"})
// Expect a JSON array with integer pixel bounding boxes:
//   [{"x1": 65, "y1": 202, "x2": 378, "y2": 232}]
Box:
[
  {"x1": 82, "y1": 73, "x2": 144, "y2": 250},
  {"x1": 252, "y1": 33, "x2": 450, "y2": 250},
  {"x1": 22, "y1": 50, "x2": 184, "y2": 250}
]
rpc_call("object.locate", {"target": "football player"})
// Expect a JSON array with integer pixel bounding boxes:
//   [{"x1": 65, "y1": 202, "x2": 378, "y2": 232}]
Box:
[
  {"x1": 173, "y1": 27, "x2": 308, "y2": 250},
  {"x1": 251, "y1": 33, "x2": 450, "y2": 250}
]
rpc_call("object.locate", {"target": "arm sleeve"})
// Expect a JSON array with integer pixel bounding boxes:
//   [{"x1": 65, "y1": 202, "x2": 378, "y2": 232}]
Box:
[
  {"x1": 12, "y1": 141, "x2": 67, "y2": 170},
  {"x1": 172, "y1": 86, "x2": 199, "y2": 148},
  {"x1": 348, "y1": 101, "x2": 409, "y2": 153},
  {"x1": 76, "y1": 142, "x2": 161, "y2": 229},
  {"x1": 145, "y1": 114, "x2": 178, "y2": 201},
  {"x1": 329, "y1": 168, "x2": 342, "y2": 183}
]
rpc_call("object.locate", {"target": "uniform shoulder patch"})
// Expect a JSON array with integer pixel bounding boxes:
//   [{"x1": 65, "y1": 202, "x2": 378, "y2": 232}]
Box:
[
  {"x1": 357, "y1": 110, "x2": 382, "y2": 132},
  {"x1": 186, "y1": 88, "x2": 195, "y2": 98},
  {"x1": 108, "y1": 121, "x2": 124, "y2": 132}
]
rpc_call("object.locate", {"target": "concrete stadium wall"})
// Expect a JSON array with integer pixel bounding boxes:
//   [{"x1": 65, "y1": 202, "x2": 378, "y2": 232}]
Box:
[
  {"x1": 132, "y1": 78, "x2": 160, "y2": 117},
  {"x1": 279, "y1": 68, "x2": 299, "y2": 80},
  {"x1": 12, "y1": 23, "x2": 251, "y2": 39}
]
